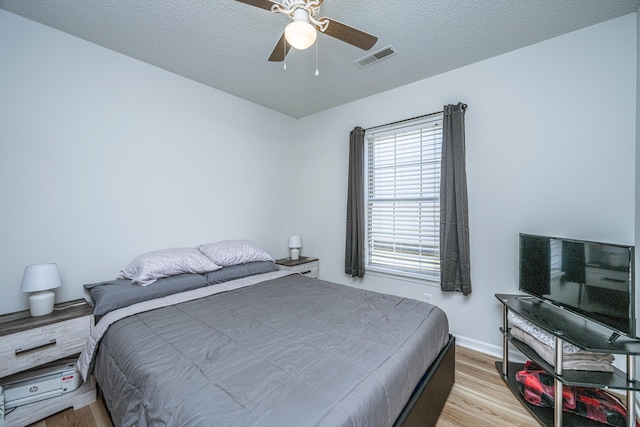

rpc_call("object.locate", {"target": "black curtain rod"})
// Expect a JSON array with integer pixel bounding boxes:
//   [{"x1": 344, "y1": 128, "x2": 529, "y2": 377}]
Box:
[{"x1": 364, "y1": 103, "x2": 467, "y2": 132}]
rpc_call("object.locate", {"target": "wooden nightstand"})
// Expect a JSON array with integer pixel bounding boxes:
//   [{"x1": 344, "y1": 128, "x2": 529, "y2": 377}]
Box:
[
  {"x1": 276, "y1": 257, "x2": 319, "y2": 278},
  {"x1": 0, "y1": 299, "x2": 96, "y2": 426}
]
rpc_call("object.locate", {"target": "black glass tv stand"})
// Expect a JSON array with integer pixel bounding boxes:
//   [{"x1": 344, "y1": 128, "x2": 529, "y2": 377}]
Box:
[{"x1": 496, "y1": 293, "x2": 640, "y2": 427}]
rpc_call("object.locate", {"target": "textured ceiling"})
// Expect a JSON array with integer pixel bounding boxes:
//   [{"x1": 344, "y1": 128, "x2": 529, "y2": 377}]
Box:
[{"x1": 1, "y1": 0, "x2": 638, "y2": 118}]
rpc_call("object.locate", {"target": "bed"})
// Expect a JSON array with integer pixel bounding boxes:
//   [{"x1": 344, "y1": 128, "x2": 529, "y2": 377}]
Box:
[{"x1": 78, "y1": 242, "x2": 454, "y2": 427}]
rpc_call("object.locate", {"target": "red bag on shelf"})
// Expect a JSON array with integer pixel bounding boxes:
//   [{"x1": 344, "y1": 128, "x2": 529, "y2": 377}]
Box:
[
  {"x1": 515, "y1": 361, "x2": 637, "y2": 427},
  {"x1": 516, "y1": 360, "x2": 576, "y2": 409}
]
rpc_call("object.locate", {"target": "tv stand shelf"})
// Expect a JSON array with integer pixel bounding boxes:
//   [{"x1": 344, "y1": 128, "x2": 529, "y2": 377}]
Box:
[{"x1": 495, "y1": 293, "x2": 640, "y2": 427}]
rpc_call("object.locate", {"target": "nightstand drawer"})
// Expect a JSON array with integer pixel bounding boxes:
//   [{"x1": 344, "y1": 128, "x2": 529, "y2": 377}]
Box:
[
  {"x1": 0, "y1": 315, "x2": 91, "y2": 378},
  {"x1": 276, "y1": 258, "x2": 319, "y2": 279},
  {"x1": 285, "y1": 261, "x2": 318, "y2": 278}
]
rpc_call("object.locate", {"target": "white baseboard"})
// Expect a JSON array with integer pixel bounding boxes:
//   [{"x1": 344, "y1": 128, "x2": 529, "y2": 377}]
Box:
[{"x1": 454, "y1": 334, "x2": 527, "y2": 363}]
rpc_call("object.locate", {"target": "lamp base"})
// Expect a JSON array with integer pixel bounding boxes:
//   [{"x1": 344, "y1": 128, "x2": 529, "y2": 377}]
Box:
[
  {"x1": 28, "y1": 291, "x2": 56, "y2": 317},
  {"x1": 290, "y1": 248, "x2": 300, "y2": 261}
]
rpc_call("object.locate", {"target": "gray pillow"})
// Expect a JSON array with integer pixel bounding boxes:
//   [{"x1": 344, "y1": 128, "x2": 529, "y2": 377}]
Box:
[
  {"x1": 85, "y1": 273, "x2": 209, "y2": 317},
  {"x1": 204, "y1": 260, "x2": 279, "y2": 283},
  {"x1": 85, "y1": 261, "x2": 279, "y2": 317},
  {"x1": 120, "y1": 247, "x2": 221, "y2": 285},
  {"x1": 197, "y1": 240, "x2": 273, "y2": 267}
]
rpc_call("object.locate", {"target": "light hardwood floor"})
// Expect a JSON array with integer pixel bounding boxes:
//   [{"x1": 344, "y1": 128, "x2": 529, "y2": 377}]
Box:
[
  {"x1": 436, "y1": 346, "x2": 538, "y2": 427},
  {"x1": 28, "y1": 345, "x2": 538, "y2": 427}
]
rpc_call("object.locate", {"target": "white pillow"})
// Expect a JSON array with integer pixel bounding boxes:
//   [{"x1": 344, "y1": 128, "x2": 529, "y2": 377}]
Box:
[
  {"x1": 197, "y1": 240, "x2": 273, "y2": 267},
  {"x1": 120, "y1": 248, "x2": 221, "y2": 286}
]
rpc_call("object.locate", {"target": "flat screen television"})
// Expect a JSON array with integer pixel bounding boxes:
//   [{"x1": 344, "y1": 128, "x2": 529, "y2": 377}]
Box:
[{"x1": 519, "y1": 233, "x2": 636, "y2": 339}]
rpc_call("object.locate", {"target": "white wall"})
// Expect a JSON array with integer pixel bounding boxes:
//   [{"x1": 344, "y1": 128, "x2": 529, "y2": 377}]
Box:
[
  {"x1": 296, "y1": 14, "x2": 637, "y2": 354},
  {"x1": 634, "y1": 5, "x2": 639, "y2": 411},
  {"x1": 0, "y1": 10, "x2": 298, "y2": 314},
  {"x1": 637, "y1": 9, "x2": 640, "y2": 244},
  {"x1": 0, "y1": 8, "x2": 636, "y2": 355}
]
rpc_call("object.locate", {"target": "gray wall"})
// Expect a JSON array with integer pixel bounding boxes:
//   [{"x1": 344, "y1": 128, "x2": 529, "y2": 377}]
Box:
[
  {"x1": 295, "y1": 14, "x2": 637, "y2": 354},
  {"x1": 0, "y1": 10, "x2": 298, "y2": 314},
  {"x1": 0, "y1": 9, "x2": 637, "y2": 356},
  {"x1": 635, "y1": 3, "x2": 639, "y2": 409}
]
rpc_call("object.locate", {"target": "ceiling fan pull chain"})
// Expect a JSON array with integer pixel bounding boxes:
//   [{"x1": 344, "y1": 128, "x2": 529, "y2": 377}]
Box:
[
  {"x1": 315, "y1": 38, "x2": 319, "y2": 76},
  {"x1": 284, "y1": 38, "x2": 287, "y2": 70}
]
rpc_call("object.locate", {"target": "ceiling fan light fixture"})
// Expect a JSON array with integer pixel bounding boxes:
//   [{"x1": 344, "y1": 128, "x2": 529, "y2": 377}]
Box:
[{"x1": 285, "y1": 20, "x2": 317, "y2": 50}]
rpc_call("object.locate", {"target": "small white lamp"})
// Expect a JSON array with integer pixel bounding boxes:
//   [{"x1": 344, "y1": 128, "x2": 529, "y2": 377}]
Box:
[
  {"x1": 21, "y1": 263, "x2": 61, "y2": 317},
  {"x1": 288, "y1": 235, "x2": 302, "y2": 261}
]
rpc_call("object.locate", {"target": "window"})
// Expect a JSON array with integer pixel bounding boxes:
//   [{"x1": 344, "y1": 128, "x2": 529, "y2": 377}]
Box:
[{"x1": 366, "y1": 114, "x2": 443, "y2": 280}]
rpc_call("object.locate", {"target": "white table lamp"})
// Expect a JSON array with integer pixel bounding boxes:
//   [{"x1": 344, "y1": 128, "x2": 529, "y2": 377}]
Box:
[
  {"x1": 21, "y1": 263, "x2": 61, "y2": 317},
  {"x1": 288, "y1": 235, "x2": 302, "y2": 261}
]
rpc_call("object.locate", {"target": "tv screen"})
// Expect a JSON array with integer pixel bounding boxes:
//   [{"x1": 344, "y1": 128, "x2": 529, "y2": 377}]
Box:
[{"x1": 519, "y1": 233, "x2": 636, "y2": 338}]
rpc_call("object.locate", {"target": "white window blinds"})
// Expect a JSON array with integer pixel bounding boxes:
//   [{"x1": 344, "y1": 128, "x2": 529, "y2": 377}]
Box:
[{"x1": 366, "y1": 113, "x2": 443, "y2": 279}]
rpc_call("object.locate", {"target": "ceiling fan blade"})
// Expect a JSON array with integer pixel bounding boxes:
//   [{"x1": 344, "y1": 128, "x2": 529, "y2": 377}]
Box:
[
  {"x1": 235, "y1": 0, "x2": 279, "y2": 11},
  {"x1": 268, "y1": 33, "x2": 292, "y2": 62},
  {"x1": 320, "y1": 18, "x2": 378, "y2": 51}
]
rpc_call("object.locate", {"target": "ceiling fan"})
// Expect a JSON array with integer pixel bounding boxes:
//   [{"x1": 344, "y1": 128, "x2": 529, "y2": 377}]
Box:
[{"x1": 235, "y1": 0, "x2": 378, "y2": 62}]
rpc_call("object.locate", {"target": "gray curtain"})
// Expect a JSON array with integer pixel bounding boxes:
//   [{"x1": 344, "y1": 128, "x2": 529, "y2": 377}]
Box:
[
  {"x1": 440, "y1": 103, "x2": 472, "y2": 295},
  {"x1": 345, "y1": 126, "x2": 365, "y2": 278}
]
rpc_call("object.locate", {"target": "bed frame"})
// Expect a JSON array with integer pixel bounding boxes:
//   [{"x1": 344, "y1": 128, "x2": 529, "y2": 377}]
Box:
[{"x1": 394, "y1": 334, "x2": 456, "y2": 427}]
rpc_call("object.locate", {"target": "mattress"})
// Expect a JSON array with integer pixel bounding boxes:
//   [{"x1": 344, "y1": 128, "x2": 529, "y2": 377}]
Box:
[{"x1": 85, "y1": 271, "x2": 449, "y2": 427}]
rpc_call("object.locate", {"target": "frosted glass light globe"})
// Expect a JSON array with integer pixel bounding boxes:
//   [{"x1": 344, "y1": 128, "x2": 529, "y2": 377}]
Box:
[{"x1": 285, "y1": 21, "x2": 317, "y2": 50}]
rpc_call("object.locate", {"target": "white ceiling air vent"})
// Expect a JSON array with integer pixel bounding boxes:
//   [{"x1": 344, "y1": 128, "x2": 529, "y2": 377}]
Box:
[{"x1": 354, "y1": 45, "x2": 398, "y2": 68}]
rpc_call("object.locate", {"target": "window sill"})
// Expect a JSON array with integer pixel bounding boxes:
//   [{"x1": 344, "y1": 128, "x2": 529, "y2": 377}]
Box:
[{"x1": 365, "y1": 265, "x2": 440, "y2": 287}]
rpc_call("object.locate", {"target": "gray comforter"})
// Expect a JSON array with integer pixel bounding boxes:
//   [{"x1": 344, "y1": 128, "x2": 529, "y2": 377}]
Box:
[{"x1": 94, "y1": 273, "x2": 449, "y2": 427}]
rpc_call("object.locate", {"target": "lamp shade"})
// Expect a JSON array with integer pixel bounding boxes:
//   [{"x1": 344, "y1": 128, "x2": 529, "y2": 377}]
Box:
[
  {"x1": 284, "y1": 20, "x2": 317, "y2": 50},
  {"x1": 288, "y1": 235, "x2": 302, "y2": 249},
  {"x1": 20, "y1": 263, "x2": 61, "y2": 293}
]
